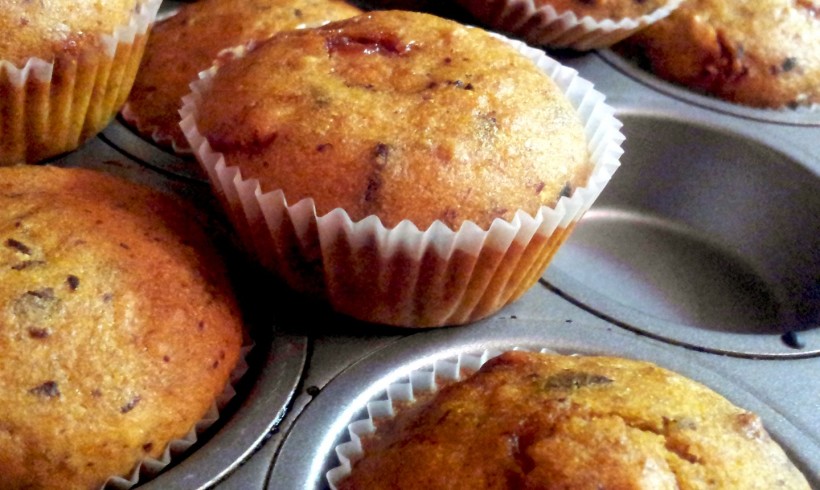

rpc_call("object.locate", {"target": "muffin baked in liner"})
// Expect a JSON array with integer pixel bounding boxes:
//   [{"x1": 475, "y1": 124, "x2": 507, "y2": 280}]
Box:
[
  {"x1": 456, "y1": 0, "x2": 683, "y2": 50},
  {"x1": 0, "y1": 0, "x2": 160, "y2": 165},
  {"x1": 326, "y1": 348, "x2": 811, "y2": 489},
  {"x1": 180, "y1": 34, "x2": 623, "y2": 328},
  {"x1": 105, "y1": 344, "x2": 251, "y2": 490}
]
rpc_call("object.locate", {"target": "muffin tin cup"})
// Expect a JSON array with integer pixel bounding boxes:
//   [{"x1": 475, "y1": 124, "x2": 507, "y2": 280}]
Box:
[
  {"x1": 102, "y1": 343, "x2": 252, "y2": 490},
  {"x1": 0, "y1": 0, "x2": 161, "y2": 165},
  {"x1": 270, "y1": 318, "x2": 820, "y2": 488},
  {"x1": 179, "y1": 35, "x2": 624, "y2": 328},
  {"x1": 456, "y1": 0, "x2": 683, "y2": 50}
]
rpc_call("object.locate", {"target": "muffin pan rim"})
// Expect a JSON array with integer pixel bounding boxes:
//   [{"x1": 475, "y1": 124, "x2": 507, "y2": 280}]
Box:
[{"x1": 268, "y1": 317, "x2": 820, "y2": 489}]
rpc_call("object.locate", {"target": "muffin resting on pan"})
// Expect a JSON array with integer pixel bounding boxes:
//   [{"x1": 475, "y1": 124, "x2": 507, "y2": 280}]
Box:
[
  {"x1": 0, "y1": 165, "x2": 244, "y2": 489},
  {"x1": 181, "y1": 10, "x2": 623, "y2": 327},
  {"x1": 123, "y1": 0, "x2": 362, "y2": 151},
  {"x1": 617, "y1": 0, "x2": 820, "y2": 108},
  {"x1": 339, "y1": 351, "x2": 810, "y2": 489},
  {"x1": 454, "y1": 0, "x2": 683, "y2": 50},
  {"x1": 0, "y1": 0, "x2": 159, "y2": 164}
]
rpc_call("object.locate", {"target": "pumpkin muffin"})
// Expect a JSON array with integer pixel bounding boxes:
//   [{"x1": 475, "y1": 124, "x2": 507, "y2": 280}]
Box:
[
  {"x1": 454, "y1": 0, "x2": 683, "y2": 50},
  {"x1": 617, "y1": 0, "x2": 820, "y2": 108},
  {"x1": 181, "y1": 10, "x2": 623, "y2": 327},
  {"x1": 122, "y1": 0, "x2": 362, "y2": 151},
  {"x1": 336, "y1": 351, "x2": 811, "y2": 489},
  {"x1": 0, "y1": 0, "x2": 160, "y2": 164},
  {"x1": 0, "y1": 165, "x2": 244, "y2": 489}
]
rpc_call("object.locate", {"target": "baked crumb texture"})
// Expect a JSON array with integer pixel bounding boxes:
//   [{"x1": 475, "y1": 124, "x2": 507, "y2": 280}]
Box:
[
  {"x1": 0, "y1": 165, "x2": 243, "y2": 489},
  {"x1": 617, "y1": 0, "x2": 820, "y2": 108},
  {"x1": 123, "y1": 0, "x2": 362, "y2": 151},
  {"x1": 181, "y1": 11, "x2": 623, "y2": 327},
  {"x1": 336, "y1": 351, "x2": 811, "y2": 490},
  {"x1": 453, "y1": 0, "x2": 684, "y2": 50}
]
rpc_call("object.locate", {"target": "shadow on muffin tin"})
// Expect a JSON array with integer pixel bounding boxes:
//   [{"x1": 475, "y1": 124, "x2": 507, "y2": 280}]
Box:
[
  {"x1": 267, "y1": 318, "x2": 820, "y2": 489},
  {"x1": 544, "y1": 52, "x2": 820, "y2": 359}
]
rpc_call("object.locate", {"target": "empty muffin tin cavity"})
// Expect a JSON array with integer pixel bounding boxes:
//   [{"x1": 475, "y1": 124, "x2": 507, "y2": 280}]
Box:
[{"x1": 544, "y1": 113, "x2": 820, "y2": 357}]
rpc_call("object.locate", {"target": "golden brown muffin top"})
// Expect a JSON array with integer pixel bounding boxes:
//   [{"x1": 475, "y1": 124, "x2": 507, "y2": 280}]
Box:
[
  {"x1": 125, "y1": 0, "x2": 362, "y2": 150},
  {"x1": 0, "y1": 0, "x2": 140, "y2": 65},
  {"x1": 619, "y1": 0, "x2": 820, "y2": 108},
  {"x1": 340, "y1": 351, "x2": 810, "y2": 490},
  {"x1": 537, "y1": 0, "x2": 672, "y2": 20},
  {"x1": 0, "y1": 165, "x2": 243, "y2": 489},
  {"x1": 195, "y1": 11, "x2": 590, "y2": 230}
]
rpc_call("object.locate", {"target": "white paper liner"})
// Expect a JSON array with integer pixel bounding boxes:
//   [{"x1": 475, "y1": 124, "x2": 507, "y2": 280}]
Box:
[
  {"x1": 180, "y1": 33, "x2": 624, "y2": 327},
  {"x1": 0, "y1": 0, "x2": 161, "y2": 164},
  {"x1": 101, "y1": 343, "x2": 252, "y2": 490},
  {"x1": 325, "y1": 347, "x2": 552, "y2": 489},
  {"x1": 458, "y1": 0, "x2": 684, "y2": 50}
]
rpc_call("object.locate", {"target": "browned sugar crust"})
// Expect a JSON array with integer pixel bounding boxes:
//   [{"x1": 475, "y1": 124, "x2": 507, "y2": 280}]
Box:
[
  {"x1": 340, "y1": 351, "x2": 810, "y2": 489},
  {"x1": 126, "y1": 0, "x2": 362, "y2": 149},
  {"x1": 194, "y1": 10, "x2": 591, "y2": 231},
  {"x1": 618, "y1": 0, "x2": 820, "y2": 108},
  {"x1": 0, "y1": 165, "x2": 243, "y2": 489}
]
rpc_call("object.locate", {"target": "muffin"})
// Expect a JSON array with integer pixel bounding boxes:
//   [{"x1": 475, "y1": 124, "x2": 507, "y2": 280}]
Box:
[
  {"x1": 454, "y1": 0, "x2": 683, "y2": 50},
  {"x1": 334, "y1": 351, "x2": 811, "y2": 489},
  {"x1": 0, "y1": 0, "x2": 161, "y2": 165},
  {"x1": 0, "y1": 165, "x2": 244, "y2": 489},
  {"x1": 122, "y1": 0, "x2": 362, "y2": 152},
  {"x1": 616, "y1": 0, "x2": 820, "y2": 108},
  {"x1": 180, "y1": 10, "x2": 623, "y2": 327}
]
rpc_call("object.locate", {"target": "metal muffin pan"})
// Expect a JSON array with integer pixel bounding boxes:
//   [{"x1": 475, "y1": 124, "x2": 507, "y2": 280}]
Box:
[
  {"x1": 26, "y1": 1, "x2": 819, "y2": 486},
  {"x1": 544, "y1": 52, "x2": 820, "y2": 359},
  {"x1": 268, "y1": 316, "x2": 820, "y2": 489}
]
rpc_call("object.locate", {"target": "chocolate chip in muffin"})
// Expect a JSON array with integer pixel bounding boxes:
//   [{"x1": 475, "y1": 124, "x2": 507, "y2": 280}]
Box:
[
  {"x1": 5, "y1": 238, "x2": 31, "y2": 255},
  {"x1": 66, "y1": 275, "x2": 80, "y2": 291},
  {"x1": 120, "y1": 395, "x2": 142, "y2": 414},
  {"x1": 29, "y1": 381, "x2": 60, "y2": 398}
]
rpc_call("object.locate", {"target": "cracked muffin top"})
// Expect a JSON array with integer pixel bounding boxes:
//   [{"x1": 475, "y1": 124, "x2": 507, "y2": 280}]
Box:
[
  {"x1": 125, "y1": 0, "x2": 361, "y2": 150},
  {"x1": 617, "y1": 0, "x2": 820, "y2": 108},
  {"x1": 338, "y1": 351, "x2": 810, "y2": 489},
  {"x1": 193, "y1": 10, "x2": 590, "y2": 230},
  {"x1": 0, "y1": 0, "x2": 140, "y2": 65},
  {"x1": 536, "y1": 0, "x2": 673, "y2": 20},
  {"x1": 0, "y1": 165, "x2": 243, "y2": 489}
]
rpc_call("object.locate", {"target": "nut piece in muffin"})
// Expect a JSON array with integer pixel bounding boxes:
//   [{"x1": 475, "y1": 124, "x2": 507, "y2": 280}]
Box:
[
  {"x1": 182, "y1": 10, "x2": 622, "y2": 327},
  {"x1": 0, "y1": 165, "x2": 244, "y2": 489},
  {"x1": 337, "y1": 351, "x2": 811, "y2": 489},
  {"x1": 617, "y1": 0, "x2": 820, "y2": 108},
  {"x1": 0, "y1": 0, "x2": 160, "y2": 164},
  {"x1": 123, "y1": 0, "x2": 362, "y2": 151}
]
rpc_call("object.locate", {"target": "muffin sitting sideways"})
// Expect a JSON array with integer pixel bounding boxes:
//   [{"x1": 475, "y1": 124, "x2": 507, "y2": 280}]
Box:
[
  {"x1": 335, "y1": 351, "x2": 811, "y2": 489},
  {"x1": 0, "y1": 165, "x2": 244, "y2": 489},
  {"x1": 181, "y1": 10, "x2": 623, "y2": 327}
]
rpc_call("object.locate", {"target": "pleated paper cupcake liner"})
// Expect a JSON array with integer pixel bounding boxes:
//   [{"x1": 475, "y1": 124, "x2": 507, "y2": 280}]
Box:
[
  {"x1": 0, "y1": 0, "x2": 161, "y2": 165},
  {"x1": 180, "y1": 33, "x2": 624, "y2": 327},
  {"x1": 457, "y1": 0, "x2": 684, "y2": 50}
]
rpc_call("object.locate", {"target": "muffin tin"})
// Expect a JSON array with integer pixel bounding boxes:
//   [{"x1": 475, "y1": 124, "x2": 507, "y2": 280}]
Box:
[{"x1": 35, "y1": 1, "x2": 820, "y2": 488}]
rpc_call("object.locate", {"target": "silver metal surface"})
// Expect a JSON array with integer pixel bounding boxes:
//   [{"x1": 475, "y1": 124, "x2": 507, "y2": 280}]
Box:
[
  {"x1": 546, "y1": 52, "x2": 820, "y2": 359},
  {"x1": 268, "y1": 310, "x2": 820, "y2": 489},
  {"x1": 23, "y1": 6, "x2": 819, "y2": 487}
]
